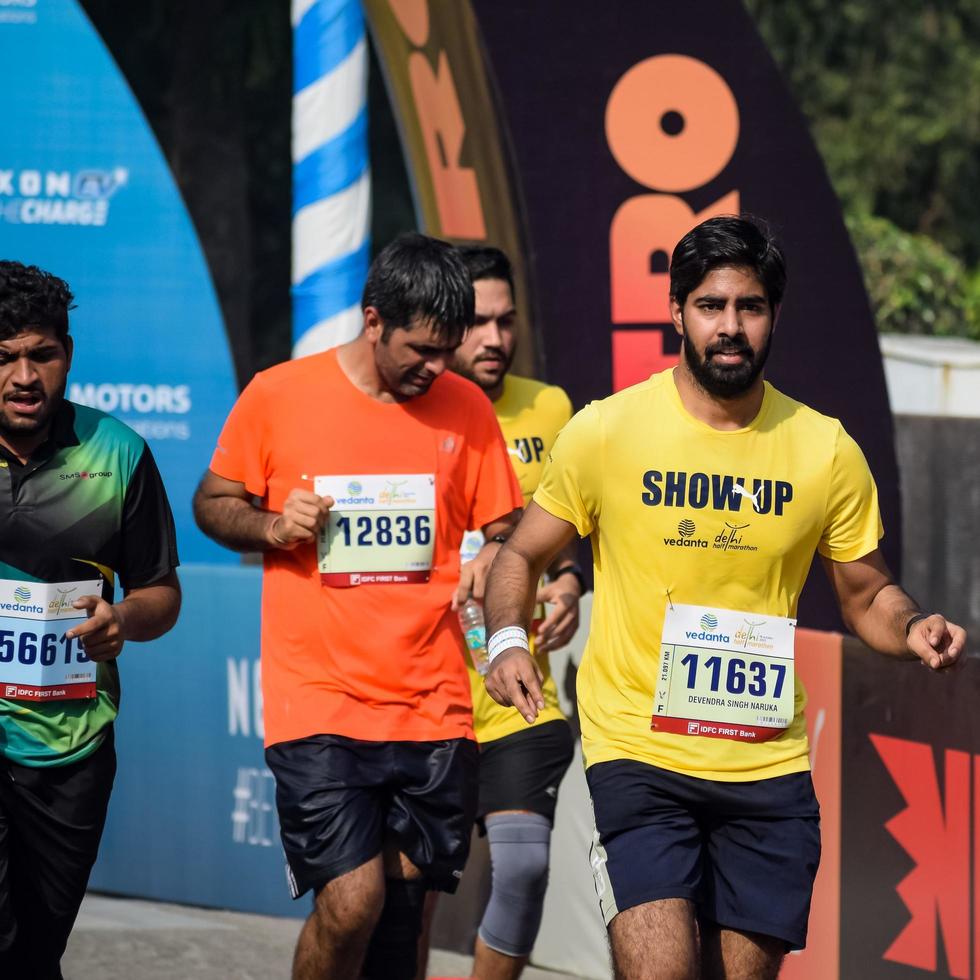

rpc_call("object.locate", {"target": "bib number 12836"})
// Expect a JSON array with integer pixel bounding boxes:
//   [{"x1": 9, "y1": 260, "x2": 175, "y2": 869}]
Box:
[{"x1": 315, "y1": 474, "x2": 436, "y2": 587}]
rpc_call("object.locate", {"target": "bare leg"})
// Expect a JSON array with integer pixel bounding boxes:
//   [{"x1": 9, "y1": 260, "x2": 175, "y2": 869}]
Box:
[
  {"x1": 293, "y1": 855, "x2": 385, "y2": 980},
  {"x1": 608, "y1": 898, "x2": 699, "y2": 980},
  {"x1": 473, "y1": 934, "x2": 529, "y2": 980},
  {"x1": 414, "y1": 891, "x2": 439, "y2": 980},
  {"x1": 700, "y1": 922, "x2": 784, "y2": 980}
]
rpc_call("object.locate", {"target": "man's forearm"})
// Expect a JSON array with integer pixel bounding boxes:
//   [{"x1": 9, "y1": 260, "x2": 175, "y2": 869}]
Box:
[
  {"x1": 116, "y1": 576, "x2": 182, "y2": 641},
  {"x1": 849, "y1": 582, "x2": 921, "y2": 657},
  {"x1": 485, "y1": 543, "x2": 548, "y2": 636},
  {"x1": 194, "y1": 493, "x2": 280, "y2": 553}
]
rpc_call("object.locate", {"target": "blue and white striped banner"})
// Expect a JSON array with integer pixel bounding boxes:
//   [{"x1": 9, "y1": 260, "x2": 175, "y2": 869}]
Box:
[{"x1": 292, "y1": 0, "x2": 371, "y2": 358}]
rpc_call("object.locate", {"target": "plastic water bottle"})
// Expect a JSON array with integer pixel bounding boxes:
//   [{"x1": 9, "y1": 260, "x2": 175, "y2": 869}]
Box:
[{"x1": 458, "y1": 598, "x2": 489, "y2": 675}]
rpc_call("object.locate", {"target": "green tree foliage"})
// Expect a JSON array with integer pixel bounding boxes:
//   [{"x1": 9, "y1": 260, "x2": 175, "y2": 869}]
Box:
[
  {"x1": 745, "y1": 1, "x2": 980, "y2": 338},
  {"x1": 846, "y1": 213, "x2": 979, "y2": 340}
]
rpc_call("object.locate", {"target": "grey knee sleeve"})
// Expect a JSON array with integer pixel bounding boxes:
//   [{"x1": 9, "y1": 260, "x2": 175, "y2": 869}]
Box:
[{"x1": 478, "y1": 812, "x2": 552, "y2": 957}]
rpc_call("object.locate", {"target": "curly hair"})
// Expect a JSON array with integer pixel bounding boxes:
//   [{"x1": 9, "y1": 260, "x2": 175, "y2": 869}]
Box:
[{"x1": 0, "y1": 260, "x2": 75, "y2": 345}]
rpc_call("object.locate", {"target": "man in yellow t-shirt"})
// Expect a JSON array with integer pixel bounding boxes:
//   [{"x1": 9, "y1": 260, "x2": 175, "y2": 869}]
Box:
[
  {"x1": 483, "y1": 216, "x2": 967, "y2": 980},
  {"x1": 447, "y1": 246, "x2": 581, "y2": 980}
]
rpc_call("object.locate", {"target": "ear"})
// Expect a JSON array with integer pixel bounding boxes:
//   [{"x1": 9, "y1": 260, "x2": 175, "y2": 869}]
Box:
[
  {"x1": 771, "y1": 302, "x2": 781, "y2": 333},
  {"x1": 669, "y1": 296, "x2": 684, "y2": 337},
  {"x1": 64, "y1": 335, "x2": 74, "y2": 371},
  {"x1": 362, "y1": 306, "x2": 384, "y2": 345}
]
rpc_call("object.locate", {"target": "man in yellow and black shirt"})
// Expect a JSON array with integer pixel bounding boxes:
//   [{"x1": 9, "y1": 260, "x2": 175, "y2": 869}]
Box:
[
  {"x1": 449, "y1": 246, "x2": 581, "y2": 980},
  {"x1": 483, "y1": 217, "x2": 967, "y2": 979}
]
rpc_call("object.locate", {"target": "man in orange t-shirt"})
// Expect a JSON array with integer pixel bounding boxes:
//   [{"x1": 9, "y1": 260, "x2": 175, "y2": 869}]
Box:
[{"x1": 194, "y1": 233, "x2": 522, "y2": 980}]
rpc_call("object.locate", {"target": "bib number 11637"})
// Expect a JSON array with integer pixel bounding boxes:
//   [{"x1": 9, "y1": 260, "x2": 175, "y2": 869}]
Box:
[{"x1": 652, "y1": 603, "x2": 796, "y2": 743}]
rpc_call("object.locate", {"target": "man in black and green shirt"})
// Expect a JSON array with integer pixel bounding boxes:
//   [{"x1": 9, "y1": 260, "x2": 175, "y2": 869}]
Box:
[{"x1": 0, "y1": 261, "x2": 181, "y2": 979}]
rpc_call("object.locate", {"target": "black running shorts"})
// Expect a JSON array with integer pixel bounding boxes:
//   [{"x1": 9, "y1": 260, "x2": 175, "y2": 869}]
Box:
[
  {"x1": 0, "y1": 729, "x2": 116, "y2": 980},
  {"x1": 266, "y1": 734, "x2": 479, "y2": 897},
  {"x1": 587, "y1": 759, "x2": 820, "y2": 951},
  {"x1": 477, "y1": 719, "x2": 574, "y2": 825}
]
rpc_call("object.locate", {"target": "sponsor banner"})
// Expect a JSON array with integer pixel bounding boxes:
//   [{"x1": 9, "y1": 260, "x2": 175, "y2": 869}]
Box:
[
  {"x1": 0, "y1": 0, "x2": 238, "y2": 562},
  {"x1": 840, "y1": 636, "x2": 980, "y2": 979},
  {"x1": 361, "y1": 0, "x2": 540, "y2": 379},
  {"x1": 2, "y1": 681, "x2": 96, "y2": 700},
  {"x1": 783, "y1": 628, "x2": 843, "y2": 980}
]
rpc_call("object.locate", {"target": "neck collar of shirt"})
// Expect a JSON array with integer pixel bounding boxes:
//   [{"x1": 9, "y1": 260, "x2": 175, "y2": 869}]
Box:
[
  {"x1": 0, "y1": 401, "x2": 79, "y2": 468},
  {"x1": 666, "y1": 370, "x2": 773, "y2": 435}
]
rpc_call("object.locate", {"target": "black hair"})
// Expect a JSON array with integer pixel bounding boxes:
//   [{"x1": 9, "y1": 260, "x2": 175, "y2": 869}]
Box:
[
  {"x1": 669, "y1": 215, "x2": 786, "y2": 313},
  {"x1": 0, "y1": 260, "x2": 75, "y2": 345},
  {"x1": 458, "y1": 245, "x2": 516, "y2": 300},
  {"x1": 361, "y1": 232, "x2": 474, "y2": 344}
]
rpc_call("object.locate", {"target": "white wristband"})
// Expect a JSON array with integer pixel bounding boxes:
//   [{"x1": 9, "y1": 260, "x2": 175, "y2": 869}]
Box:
[{"x1": 487, "y1": 626, "x2": 530, "y2": 665}]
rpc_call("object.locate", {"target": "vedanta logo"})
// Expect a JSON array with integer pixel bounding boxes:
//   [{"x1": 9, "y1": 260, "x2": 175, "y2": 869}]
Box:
[
  {"x1": 685, "y1": 629, "x2": 731, "y2": 643},
  {"x1": 700, "y1": 613, "x2": 718, "y2": 631}
]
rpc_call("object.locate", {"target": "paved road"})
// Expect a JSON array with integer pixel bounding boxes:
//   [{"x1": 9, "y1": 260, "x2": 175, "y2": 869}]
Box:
[{"x1": 63, "y1": 894, "x2": 581, "y2": 979}]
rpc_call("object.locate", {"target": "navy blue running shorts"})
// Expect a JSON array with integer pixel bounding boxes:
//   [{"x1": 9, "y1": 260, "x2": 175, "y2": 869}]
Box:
[
  {"x1": 587, "y1": 759, "x2": 820, "y2": 951},
  {"x1": 266, "y1": 734, "x2": 478, "y2": 898}
]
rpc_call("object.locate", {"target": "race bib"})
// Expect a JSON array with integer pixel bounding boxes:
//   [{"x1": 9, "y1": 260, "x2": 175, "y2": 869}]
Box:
[
  {"x1": 651, "y1": 603, "x2": 795, "y2": 743},
  {"x1": 315, "y1": 474, "x2": 435, "y2": 587},
  {"x1": 0, "y1": 579, "x2": 103, "y2": 701}
]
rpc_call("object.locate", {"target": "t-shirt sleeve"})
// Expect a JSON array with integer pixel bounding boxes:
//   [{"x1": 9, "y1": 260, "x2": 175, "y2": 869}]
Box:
[
  {"x1": 533, "y1": 402, "x2": 602, "y2": 537},
  {"x1": 209, "y1": 375, "x2": 269, "y2": 499},
  {"x1": 467, "y1": 397, "x2": 523, "y2": 531},
  {"x1": 817, "y1": 425, "x2": 884, "y2": 562},
  {"x1": 119, "y1": 445, "x2": 180, "y2": 590}
]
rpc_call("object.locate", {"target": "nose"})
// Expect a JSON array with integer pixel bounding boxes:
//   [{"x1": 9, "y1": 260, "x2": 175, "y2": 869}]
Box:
[
  {"x1": 425, "y1": 355, "x2": 448, "y2": 378},
  {"x1": 10, "y1": 355, "x2": 38, "y2": 386},
  {"x1": 482, "y1": 320, "x2": 503, "y2": 349},
  {"x1": 718, "y1": 304, "x2": 743, "y2": 337}
]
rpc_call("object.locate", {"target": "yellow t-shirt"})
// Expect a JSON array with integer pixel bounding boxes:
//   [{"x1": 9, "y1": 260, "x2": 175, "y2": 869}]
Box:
[
  {"x1": 533, "y1": 369, "x2": 882, "y2": 781},
  {"x1": 470, "y1": 374, "x2": 573, "y2": 743}
]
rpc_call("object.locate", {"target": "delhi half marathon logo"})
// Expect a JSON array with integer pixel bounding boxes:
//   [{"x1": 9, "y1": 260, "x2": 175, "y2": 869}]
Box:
[
  {"x1": 700, "y1": 613, "x2": 718, "y2": 631},
  {"x1": 0, "y1": 166, "x2": 129, "y2": 227},
  {"x1": 662, "y1": 519, "x2": 708, "y2": 550},
  {"x1": 13, "y1": 587, "x2": 31, "y2": 602}
]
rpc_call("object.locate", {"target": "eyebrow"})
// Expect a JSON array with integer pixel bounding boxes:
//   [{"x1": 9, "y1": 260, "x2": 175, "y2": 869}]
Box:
[
  {"x1": 474, "y1": 307, "x2": 517, "y2": 321},
  {"x1": 695, "y1": 294, "x2": 768, "y2": 304}
]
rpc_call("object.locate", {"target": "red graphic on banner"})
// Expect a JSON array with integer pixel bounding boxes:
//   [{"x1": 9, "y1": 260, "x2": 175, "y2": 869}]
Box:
[{"x1": 871, "y1": 734, "x2": 972, "y2": 978}]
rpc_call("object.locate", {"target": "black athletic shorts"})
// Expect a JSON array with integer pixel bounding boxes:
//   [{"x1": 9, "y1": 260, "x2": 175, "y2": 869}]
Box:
[
  {"x1": 587, "y1": 759, "x2": 820, "y2": 951},
  {"x1": 478, "y1": 719, "x2": 574, "y2": 826},
  {"x1": 266, "y1": 734, "x2": 479, "y2": 898},
  {"x1": 0, "y1": 728, "x2": 116, "y2": 980}
]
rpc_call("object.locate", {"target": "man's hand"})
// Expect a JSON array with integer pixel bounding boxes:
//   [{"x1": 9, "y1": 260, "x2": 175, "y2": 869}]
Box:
[
  {"x1": 907, "y1": 614, "x2": 967, "y2": 670},
  {"x1": 268, "y1": 489, "x2": 334, "y2": 549},
  {"x1": 453, "y1": 539, "x2": 501, "y2": 609},
  {"x1": 534, "y1": 574, "x2": 581, "y2": 652},
  {"x1": 485, "y1": 648, "x2": 545, "y2": 724},
  {"x1": 65, "y1": 596, "x2": 126, "y2": 662}
]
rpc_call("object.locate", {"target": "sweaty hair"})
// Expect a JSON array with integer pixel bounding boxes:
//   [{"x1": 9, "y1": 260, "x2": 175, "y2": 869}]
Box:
[
  {"x1": 0, "y1": 260, "x2": 75, "y2": 345},
  {"x1": 361, "y1": 232, "x2": 474, "y2": 344},
  {"x1": 669, "y1": 215, "x2": 786, "y2": 313},
  {"x1": 458, "y1": 245, "x2": 516, "y2": 299}
]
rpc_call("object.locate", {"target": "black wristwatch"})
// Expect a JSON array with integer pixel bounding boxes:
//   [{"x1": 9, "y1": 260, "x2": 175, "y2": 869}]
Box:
[{"x1": 552, "y1": 562, "x2": 588, "y2": 594}]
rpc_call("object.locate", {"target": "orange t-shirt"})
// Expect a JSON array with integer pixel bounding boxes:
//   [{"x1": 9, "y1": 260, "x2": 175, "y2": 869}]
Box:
[{"x1": 210, "y1": 349, "x2": 522, "y2": 747}]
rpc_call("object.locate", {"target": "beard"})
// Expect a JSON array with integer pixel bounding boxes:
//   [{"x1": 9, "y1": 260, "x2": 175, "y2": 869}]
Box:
[
  {"x1": 682, "y1": 328, "x2": 772, "y2": 399},
  {"x1": 0, "y1": 378, "x2": 66, "y2": 440},
  {"x1": 453, "y1": 347, "x2": 512, "y2": 394}
]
